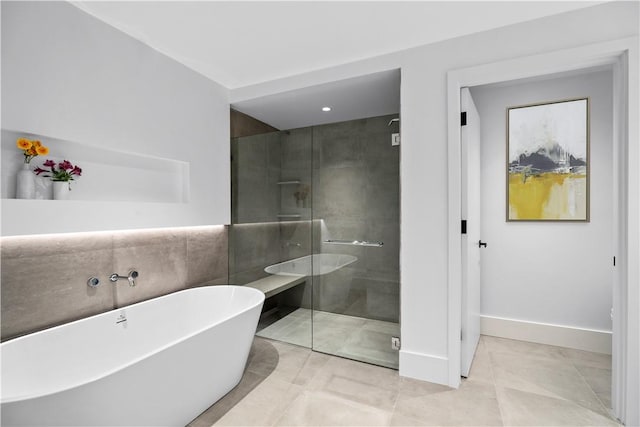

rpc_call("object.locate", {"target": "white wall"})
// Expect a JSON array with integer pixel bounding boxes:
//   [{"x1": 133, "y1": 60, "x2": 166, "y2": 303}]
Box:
[
  {"x1": 470, "y1": 70, "x2": 613, "y2": 334},
  {"x1": 3, "y1": 0, "x2": 635, "y2": 422},
  {"x1": 229, "y1": 1, "x2": 639, "y2": 394},
  {"x1": 1, "y1": 1, "x2": 230, "y2": 235}
]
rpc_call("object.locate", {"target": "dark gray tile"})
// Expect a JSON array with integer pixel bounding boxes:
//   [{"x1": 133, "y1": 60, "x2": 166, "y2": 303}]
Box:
[
  {"x1": 236, "y1": 133, "x2": 268, "y2": 168},
  {"x1": 236, "y1": 166, "x2": 273, "y2": 223},
  {"x1": 364, "y1": 220, "x2": 400, "y2": 274},
  {"x1": 318, "y1": 135, "x2": 365, "y2": 168},
  {"x1": 279, "y1": 221, "x2": 312, "y2": 259},
  {"x1": 230, "y1": 223, "x2": 281, "y2": 276},
  {"x1": 281, "y1": 128, "x2": 312, "y2": 170},
  {"x1": 314, "y1": 166, "x2": 369, "y2": 219}
]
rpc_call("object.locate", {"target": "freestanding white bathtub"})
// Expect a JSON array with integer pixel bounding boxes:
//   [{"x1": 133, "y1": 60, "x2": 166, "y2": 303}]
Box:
[{"x1": 1, "y1": 285, "x2": 264, "y2": 427}]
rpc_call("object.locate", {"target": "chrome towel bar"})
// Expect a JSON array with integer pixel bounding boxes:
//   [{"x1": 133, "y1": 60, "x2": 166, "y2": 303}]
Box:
[{"x1": 324, "y1": 239, "x2": 384, "y2": 247}]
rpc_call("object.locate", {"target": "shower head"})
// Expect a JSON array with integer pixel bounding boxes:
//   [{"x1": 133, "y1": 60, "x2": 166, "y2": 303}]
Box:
[{"x1": 388, "y1": 118, "x2": 399, "y2": 126}]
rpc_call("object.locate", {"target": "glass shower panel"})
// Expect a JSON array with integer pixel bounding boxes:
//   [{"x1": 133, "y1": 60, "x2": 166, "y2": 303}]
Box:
[
  {"x1": 311, "y1": 115, "x2": 400, "y2": 369},
  {"x1": 229, "y1": 129, "x2": 313, "y2": 348},
  {"x1": 230, "y1": 114, "x2": 400, "y2": 368}
]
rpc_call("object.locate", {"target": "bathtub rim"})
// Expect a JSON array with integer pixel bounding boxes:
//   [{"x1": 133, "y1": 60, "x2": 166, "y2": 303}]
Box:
[{"x1": 0, "y1": 285, "x2": 264, "y2": 404}]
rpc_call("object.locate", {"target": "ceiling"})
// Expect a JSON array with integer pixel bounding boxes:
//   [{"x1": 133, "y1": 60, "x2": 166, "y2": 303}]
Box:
[
  {"x1": 72, "y1": 1, "x2": 601, "y2": 90},
  {"x1": 70, "y1": 1, "x2": 602, "y2": 130},
  {"x1": 233, "y1": 69, "x2": 400, "y2": 130}
]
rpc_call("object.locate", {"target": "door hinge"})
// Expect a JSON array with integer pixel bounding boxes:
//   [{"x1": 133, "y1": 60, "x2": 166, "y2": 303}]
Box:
[
  {"x1": 461, "y1": 220, "x2": 467, "y2": 235},
  {"x1": 460, "y1": 330, "x2": 464, "y2": 341},
  {"x1": 461, "y1": 111, "x2": 467, "y2": 126},
  {"x1": 613, "y1": 256, "x2": 616, "y2": 266},
  {"x1": 391, "y1": 336, "x2": 401, "y2": 350}
]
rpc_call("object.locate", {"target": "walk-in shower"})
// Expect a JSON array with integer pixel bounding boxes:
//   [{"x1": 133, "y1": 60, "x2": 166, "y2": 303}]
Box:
[{"x1": 230, "y1": 114, "x2": 400, "y2": 369}]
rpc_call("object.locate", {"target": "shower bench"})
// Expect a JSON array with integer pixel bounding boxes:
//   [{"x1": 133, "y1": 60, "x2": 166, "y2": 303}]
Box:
[{"x1": 245, "y1": 274, "x2": 306, "y2": 298}]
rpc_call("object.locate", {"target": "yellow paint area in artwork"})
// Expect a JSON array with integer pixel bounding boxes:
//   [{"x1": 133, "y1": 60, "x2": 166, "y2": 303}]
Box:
[{"x1": 509, "y1": 173, "x2": 586, "y2": 220}]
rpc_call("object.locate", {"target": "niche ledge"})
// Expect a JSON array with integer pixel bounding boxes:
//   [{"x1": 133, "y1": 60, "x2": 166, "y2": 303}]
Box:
[{"x1": 1, "y1": 129, "x2": 190, "y2": 204}]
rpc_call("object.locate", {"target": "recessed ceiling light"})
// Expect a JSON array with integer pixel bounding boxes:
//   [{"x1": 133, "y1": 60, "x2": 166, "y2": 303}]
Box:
[{"x1": 321, "y1": 107, "x2": 332, "y2": 112}]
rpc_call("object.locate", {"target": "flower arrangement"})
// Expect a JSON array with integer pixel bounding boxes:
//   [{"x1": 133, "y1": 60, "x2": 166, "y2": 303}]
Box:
[
  {"x1": 16, "y1": 137, "x2": 49, "y2": 164},
  {"x1": 35, "y1": 159, "x2": 82, "y2": 186}
]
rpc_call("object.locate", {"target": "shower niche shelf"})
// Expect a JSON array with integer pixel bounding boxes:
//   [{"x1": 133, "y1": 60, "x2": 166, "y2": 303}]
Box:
[
  {"x1": 277, "y1": 214, "x2": 302, "y2": 219},
  {"x1": 277, "y1": 180, "x2": 301, "y2": 185}
]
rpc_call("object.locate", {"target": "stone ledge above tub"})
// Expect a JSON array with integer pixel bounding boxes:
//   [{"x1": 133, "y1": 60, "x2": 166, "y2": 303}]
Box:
[{"x1": 245, "y1": 274, "x2": 306, "y2": 298}]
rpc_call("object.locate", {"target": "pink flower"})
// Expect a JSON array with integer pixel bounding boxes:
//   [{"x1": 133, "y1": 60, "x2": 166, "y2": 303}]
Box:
[
  {"x1": 36, "y1": 158, "x2": 83, "y2": 182},
  {"x1": 59, "y1": 160, "x2": 73, "y2": 171}
]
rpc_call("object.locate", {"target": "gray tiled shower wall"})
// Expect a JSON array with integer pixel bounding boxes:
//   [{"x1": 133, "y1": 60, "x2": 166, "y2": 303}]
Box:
[
  {"x1": 229, "y1": 127, "x2": 316, "y2": 293},
  {"x1": 313, "y1": 116, "x2": 400, "y2": 323},
  {"x1": 230, "y1": 115, "x2": 399, "y2": 323},
  {"x1": 0, "y1": 226, "x2": 228, "y2": 341}
]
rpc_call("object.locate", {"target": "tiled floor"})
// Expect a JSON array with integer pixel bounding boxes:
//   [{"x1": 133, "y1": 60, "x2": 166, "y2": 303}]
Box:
[
  {"x1": 256, "y1": 308, "x2": 400, "y2": 368},
  {"x1": 189, "y1": 335, "x2": 619, "y2": 427}
]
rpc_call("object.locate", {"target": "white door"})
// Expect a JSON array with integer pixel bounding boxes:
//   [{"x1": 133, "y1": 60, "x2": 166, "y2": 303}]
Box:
[{"x1": 460, "y1": 87, "x2": 482, "y2": 378}]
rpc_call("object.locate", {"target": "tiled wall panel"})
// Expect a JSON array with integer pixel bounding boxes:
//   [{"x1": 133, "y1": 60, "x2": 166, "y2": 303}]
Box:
[{"x1": 1, "y1": 226, "x2": 228, "y2": 341}]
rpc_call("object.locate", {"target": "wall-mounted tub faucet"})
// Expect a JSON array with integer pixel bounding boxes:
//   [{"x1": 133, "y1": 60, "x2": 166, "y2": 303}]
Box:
[{"x1": 110, "y1": 270, "x2": 139, "y2": 287}]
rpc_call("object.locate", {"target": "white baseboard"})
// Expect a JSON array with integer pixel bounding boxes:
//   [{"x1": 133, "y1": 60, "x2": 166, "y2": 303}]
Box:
[
  {"x1": 399, "y1": 349, "x2": 450, "y2": 386},
  {"x1": 480, "y1": 315, "x2": 612, "y2": 355}
]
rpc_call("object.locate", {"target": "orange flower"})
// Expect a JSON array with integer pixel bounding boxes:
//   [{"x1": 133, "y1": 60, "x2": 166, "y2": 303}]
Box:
[
  {"x1": 17, "y1": 138, "x2": 32, "y2": 150},
  {"x1": 17, "y1": 136, "x2": 50, "y2": 163}
]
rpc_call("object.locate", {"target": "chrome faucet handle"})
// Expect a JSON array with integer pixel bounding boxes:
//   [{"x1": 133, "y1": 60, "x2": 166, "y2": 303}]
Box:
[
  {"x1": 109, "y1": 273, "x2": 125, "y2": 282},
  {"x1": 110, "y1": 270, "x2": 139, "y2": 287},
  {"x1": 128, "y1": 270, "x2": 139, "y2": 287}
]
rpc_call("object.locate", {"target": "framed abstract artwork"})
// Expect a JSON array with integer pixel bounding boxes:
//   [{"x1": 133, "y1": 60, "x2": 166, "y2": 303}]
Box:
[{"x1": 507, "y1": 98, "x2": 589, "y2": 221}]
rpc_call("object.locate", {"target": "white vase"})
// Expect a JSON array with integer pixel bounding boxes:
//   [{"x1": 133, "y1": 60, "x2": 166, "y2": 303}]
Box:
[
  {"x1": 52, "y1": 181, "x2": 71, "y2": 200},
  {"x1": 16, "y1": 163, "x2": 35, "y2": 199},
  {"x1": 34, "y1": 178, "x2": 53, "y2": 200}
]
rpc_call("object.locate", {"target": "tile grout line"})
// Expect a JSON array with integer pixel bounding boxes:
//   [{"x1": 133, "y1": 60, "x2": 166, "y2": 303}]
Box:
[
  {"x1": 389, "y1": 374, "x2": 402, "y2": 423},
  {"x1": 481, "y1": 337, "x2": 507, "y2": 427},
  {"x1": 271, "y1": 346, "x2": 318, "y2": 427},
  {"x1": 486, "y1": 336, "x2": 619, "y2": 425},
  {"x1": 567, "y1": 358, "x2": 619, "y2": 424}
]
